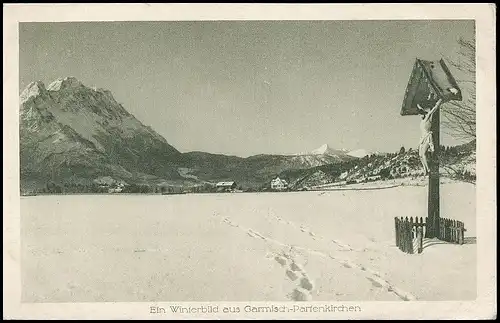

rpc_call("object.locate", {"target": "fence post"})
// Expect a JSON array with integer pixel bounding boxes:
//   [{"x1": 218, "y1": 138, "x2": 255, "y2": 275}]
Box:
[
  {"x1": 444, "y1": 218, "x2": 447, "y2": 240},
  {"x1": 406, "y1": 217, "x2": 413, "y2": 254},
  {"x1": 458, "y1": 221, "x2": 464, "y2": 245},
  {"x1": 449, "y1": 219, "x2": 453, "y2": 242},
  {"x1": 451, "y1": 220, "x2": 454, "y2": 243},
  {"x1": 442, "y1": 219, "x2": 448, "y2": 241},
  {"x1": 417, "y1": 226, "x2": 423, "y2": 254},
  {"x1": 396, "y1": 217, "x2": 400, "y2": 250},
  {"x1": 399, "y1": 217, "x2": 406, "y2": 252},
  {"x1": 410, "y1": 217, "x2": 414, "y2": 240},
  {"x1": 458, "y1": 222, "x2": 464, "y2": 244},
  {"x1": 395, "y1": 217, "x2": 399, "y2": 248},
  {"x1": 410, "y1": 217, "x2": 415, "y2": 253},
  {"x1": 453, "y1": 220, "x2": 458, "y2": 243},
  {"x1": 443, "y1": 219, "x2": 446, "y2": 241},
  {"x1": 402, "y1": 219, "x2": 406, "y2": 253},
  {"x1": 458, "y1": 220, "x2": 461, "y2": 243},
  {"x1": 438, "y1": 218, "x2": 441, "y2": 240},
  {"x1": 444, "y1": 218, "x2": 448, "y2": 241},
  {"x1": 447, "y1": 219, "x2": 453, "y2": 242},
  {"x1": 458, "y1": 222, "x2": 462, "y2": 244}
]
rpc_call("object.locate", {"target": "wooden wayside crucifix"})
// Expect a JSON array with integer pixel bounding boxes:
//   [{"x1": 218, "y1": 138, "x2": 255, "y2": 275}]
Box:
[{"x1": 400, "y1": 58, "x2": 462, "y2": 239}]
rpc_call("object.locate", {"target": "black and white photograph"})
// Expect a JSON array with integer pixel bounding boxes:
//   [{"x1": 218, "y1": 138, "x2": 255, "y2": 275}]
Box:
[{"x1": 3, "y1": 3, "x2": 496, "y2": 320}]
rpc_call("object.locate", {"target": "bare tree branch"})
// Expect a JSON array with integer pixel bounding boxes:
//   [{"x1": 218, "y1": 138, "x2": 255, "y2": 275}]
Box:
[
  {"x1": 441, "y1": 37, "x2": 476, "y2": 142},
  {"x1": 442, "y1": 164, "x2": 476, "y2": 185}
]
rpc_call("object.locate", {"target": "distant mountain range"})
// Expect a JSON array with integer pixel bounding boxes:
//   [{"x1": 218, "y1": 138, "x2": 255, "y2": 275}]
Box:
[
  {"x1": 19, "y1": 78, "x2": 360, "y2": 193},
  {"x1": 276, "y1": 141, "x2": 476, "y2": 190},
  {"x1": 287, "y1": 143, "x2": 361, "y2": 168},
  {"x1": 19, "y1": 77, "x2": 474, "y2": 195},
  {"x1": 293, "y1": 143, "x2": 374, "y2": 159}
]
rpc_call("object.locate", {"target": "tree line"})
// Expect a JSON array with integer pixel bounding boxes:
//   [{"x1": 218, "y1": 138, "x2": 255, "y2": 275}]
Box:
[
  {"x1": 33, "y1": 182, "x2": 184, "y2": 195},
  {"x1": 29, "y1": 181, "x2": 246, "y2": 195}
]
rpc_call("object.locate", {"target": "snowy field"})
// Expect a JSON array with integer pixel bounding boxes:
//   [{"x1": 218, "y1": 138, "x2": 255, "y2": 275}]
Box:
[{"x1": 21, "y1": 182, "x2": 476, "y2": 302}]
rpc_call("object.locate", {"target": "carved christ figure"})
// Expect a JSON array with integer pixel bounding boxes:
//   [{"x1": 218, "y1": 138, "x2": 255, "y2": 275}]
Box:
[{"x1": 417, "y1": 98, "x2": 443, "y2": 175}]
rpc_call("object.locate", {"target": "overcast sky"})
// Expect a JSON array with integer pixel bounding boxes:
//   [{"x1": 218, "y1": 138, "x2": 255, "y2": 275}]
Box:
[{"x1": 19, "y1": 20, "x2": 475, "y2": 157}]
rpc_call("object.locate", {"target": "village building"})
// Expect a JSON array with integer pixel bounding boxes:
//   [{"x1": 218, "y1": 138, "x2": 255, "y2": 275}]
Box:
[
  {"x1": 108, "y1": 182, "x2": 126, "y2": 193},
  {"x1": 215, "y1": 181, "x2": 237, "y2": 192},
  {"x1": 270, "y1": 177, "x2": 288, "y2": 191}
]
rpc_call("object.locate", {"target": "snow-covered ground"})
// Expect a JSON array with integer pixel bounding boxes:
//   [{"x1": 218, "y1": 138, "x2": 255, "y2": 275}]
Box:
[
  {"x1": 311, "y1": 176, "x2": 464, "y2": 190},
  {"x1": 21, "y1": 182, "x2": 476, "y2": 302}
]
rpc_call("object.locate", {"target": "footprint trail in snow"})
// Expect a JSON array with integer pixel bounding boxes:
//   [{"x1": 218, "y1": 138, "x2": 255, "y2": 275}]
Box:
[{"x1": 217, "y1": 212, "x2": 417, "y2": 302}]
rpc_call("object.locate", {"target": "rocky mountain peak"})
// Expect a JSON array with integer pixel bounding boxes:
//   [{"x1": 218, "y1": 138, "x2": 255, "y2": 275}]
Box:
[
  {"x1": 20, "y1": 76, "x2": 184, "y2": 191},
  {"x1": 47, "y1": 76, "x2": 85, "y2": 92},
  {"x1": 311, "y1": 144, "x2": 331, "y2": 155},
  {"x1": 20, "y1": 81, "x2": 47, "y2": 104},
  {"x1": 310, "y1": 143, "x2": 348, "y2": 157}
]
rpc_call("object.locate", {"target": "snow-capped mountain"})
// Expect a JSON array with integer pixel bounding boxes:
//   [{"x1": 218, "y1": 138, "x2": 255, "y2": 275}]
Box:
[
  {"x1": 347, "y1": 149, "x2": 371, "y2": 158},
  {"x1": 19, "y1": 78, "x2": 356, "y2": 192},
  {"x1": 20, "y1": 77, "x2": 183, "y2": 189},
  {"x1": 294, "y1": 144, "x2": 348, "y2": 157},
  {"x1": 286, "y1": 144, "x2": 355, "y2": 167},
  {"x1": 310, "y1": 143, "x2": 349, "y2": 156}
]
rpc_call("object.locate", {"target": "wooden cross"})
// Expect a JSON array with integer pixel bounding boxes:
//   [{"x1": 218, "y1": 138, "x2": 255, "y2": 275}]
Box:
[
  {"x1": 427, "y1": 101, "x2": 441, "y2": 238},
  {"x1": 400, "y1": 58, "x2": 462, "y2": 239}
]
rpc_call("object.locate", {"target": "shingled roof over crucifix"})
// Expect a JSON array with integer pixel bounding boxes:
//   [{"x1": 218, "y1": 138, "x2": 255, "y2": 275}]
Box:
[{"x1": 401, "y1": 58, "x2": 462, "y2": 116}]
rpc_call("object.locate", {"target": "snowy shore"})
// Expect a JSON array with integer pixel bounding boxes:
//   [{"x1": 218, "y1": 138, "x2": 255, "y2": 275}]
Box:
[{"x1": 310, "y1": 176, "x2": 471, "y2": 191}]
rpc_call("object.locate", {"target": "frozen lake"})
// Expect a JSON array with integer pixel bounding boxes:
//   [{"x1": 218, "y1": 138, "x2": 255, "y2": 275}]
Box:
[{"x1": 21, "y1": 182, "x2": 476, "y2": 302}]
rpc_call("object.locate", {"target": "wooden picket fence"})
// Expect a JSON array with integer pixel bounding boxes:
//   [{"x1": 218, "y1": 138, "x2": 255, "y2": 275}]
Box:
[
  {"x1": 395, "y1": 217, "x2": 426, "y2": 254},
  {"x1": 438, "y1": 218, "x2": 466, "y2": 244},
  {"x1": 394, "y1": 216, "x2": 466, "y2": 254}
]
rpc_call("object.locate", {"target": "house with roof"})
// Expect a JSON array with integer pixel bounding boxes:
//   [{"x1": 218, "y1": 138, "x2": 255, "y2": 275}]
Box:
[
  {"x1": 108, "y1": 182, "x2": 126, "y2": 193},
  {"x1": 270, "y1": 177, "x2": 288, "y2": 191},
  {"x1": 215, "y1": 181, "x2": 237, "y2": 192}
]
